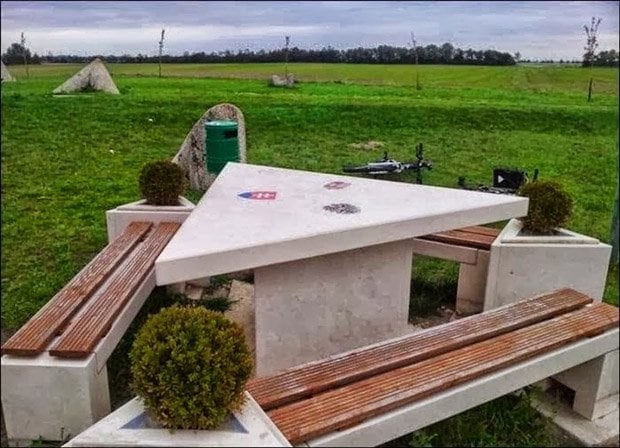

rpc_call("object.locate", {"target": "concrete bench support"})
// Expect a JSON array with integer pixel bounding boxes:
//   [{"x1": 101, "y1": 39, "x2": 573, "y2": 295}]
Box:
[
  {"x1": 411, "y1": 238, "x2": 489, "y2": 315},
  {"x1": 553, "y1": 349, "x2": 619, "y2": 421},
  {"x1": 1, "y1": 271, "x2": 156, "y2": 444}
]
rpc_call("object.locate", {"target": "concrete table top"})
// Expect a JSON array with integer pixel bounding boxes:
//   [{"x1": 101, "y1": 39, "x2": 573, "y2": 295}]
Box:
[{"x1": 155, "y1": 163, "x2": 528, "y2": 285}]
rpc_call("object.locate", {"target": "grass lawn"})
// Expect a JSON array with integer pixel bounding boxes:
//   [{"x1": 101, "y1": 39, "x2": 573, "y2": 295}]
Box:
[{"x1": 1, "y1": 62, "x2": 618, "y2": 446}]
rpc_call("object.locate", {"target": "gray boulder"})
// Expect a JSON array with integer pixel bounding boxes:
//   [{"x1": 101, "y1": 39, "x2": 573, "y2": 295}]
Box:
[{"x1": 270, "y1": 74, "x2": 295, "y2": 87}]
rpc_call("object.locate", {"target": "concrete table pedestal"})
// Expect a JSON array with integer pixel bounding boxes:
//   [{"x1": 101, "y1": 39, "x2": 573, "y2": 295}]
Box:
[{"x1": 254, "y1": 241, "x2": 413, "y2": 375}]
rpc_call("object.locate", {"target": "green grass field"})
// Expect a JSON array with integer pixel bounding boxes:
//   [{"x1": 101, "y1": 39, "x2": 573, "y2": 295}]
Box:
[{"x1": 1, "y1": 62, "x2": 618, "y2": 446}]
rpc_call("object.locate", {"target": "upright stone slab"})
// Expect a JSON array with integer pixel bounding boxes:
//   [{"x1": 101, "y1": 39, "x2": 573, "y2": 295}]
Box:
[
  {"x1": 172, "y1": 103, "x2": 246, "y2": 190},
  {"x1": 52, "y1": 58, "x2": 119, "y2": 94},
  {"x1": 1, "y1": 60, "x2": 14, "y2": 82}
]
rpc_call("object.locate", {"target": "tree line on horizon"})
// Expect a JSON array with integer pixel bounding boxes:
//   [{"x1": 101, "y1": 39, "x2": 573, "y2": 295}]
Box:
[{"x1": 2, "y1": 42, "x2": 618, "y2": 67}]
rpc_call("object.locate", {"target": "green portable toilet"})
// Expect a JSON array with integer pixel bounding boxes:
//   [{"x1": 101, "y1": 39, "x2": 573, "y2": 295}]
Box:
[{"x1": 204, "y1": 120, "x2": 239, "y2": 175}]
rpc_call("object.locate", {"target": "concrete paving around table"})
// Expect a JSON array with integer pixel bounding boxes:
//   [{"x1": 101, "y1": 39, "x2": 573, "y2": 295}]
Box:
[{"x1": 155, "y1": 163, "x2": 528, "y2": 374}]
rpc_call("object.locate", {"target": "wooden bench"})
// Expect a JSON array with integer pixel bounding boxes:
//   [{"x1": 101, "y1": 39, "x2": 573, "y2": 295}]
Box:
[
  {"x1": 412, "y1": 225, "x2": 501, "y2": 315},
  {"x1": 247, "y1": 289, "x2": 619, "y2": 447},
  {"x1": 1, "y1": 221, "x2": 180, "y2": 445}
]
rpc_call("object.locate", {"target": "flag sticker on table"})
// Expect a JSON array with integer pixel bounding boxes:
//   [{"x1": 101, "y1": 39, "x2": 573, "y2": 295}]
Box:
[
  {"x1": 238, "y1": 191, "x2": 277, "y2": 200},
  {"x1": 323, "y1": 181, "x2": 351, "y2": 190}
]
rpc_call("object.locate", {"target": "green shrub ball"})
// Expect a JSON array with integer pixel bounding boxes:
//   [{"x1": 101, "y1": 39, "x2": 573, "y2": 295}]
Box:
[
  {"x1": 139, "y1": 160, "x2": 187, "y2": 205},
  {"x1": 519, "y1": 181, "x2": 573, "y2": 234},
  {"x1": 130, "y1": 306, "x2": 254, "y2": 430}
]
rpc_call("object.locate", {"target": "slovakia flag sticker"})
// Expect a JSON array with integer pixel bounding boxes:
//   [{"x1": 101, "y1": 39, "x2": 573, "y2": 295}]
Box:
[{"x1": 238, "y1": 191, "x2": 277, "y2": 200}]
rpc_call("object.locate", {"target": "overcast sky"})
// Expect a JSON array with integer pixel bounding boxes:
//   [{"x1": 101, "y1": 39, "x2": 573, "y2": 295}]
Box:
[{"x1": 1, "y1": 1, "x2": 618, "y2": 60}]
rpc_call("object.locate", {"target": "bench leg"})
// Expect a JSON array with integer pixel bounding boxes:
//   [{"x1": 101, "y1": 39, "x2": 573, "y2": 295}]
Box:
[
  {"x1": 1, "y1": 353, "x2": 111, "y2": 444},
  {"x1": 553, "y1": 349, "x2": 619, "y2": 420},
  {"x1": 456, "y1": 251, "x2": 489, "y2": 316}
]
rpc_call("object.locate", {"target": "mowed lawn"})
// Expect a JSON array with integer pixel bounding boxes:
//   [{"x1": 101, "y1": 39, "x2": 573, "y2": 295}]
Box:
[
  {"x1": 2, "y1": 63, "x2": 618, "y2": 331},
  {"x1": 0, "y1": 62, "x2": 618, "y2": 446}
]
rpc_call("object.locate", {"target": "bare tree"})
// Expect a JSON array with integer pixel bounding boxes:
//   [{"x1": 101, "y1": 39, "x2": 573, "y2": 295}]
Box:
[
  {"x1": 158, "y1": 28, "x2": 165, "y2": 78},
  {"x1": 21, "y1": 32, "x2": 29, "y2": 79},
  {"x1": 411, "y1": 31, "x2": 421, "y2": 90},
  {"x1": 284, "y1": 35, "x2": 290, "y2": 79},
  {"x1": 583, "y1": 17, "x2": 602, "y2": 102}
]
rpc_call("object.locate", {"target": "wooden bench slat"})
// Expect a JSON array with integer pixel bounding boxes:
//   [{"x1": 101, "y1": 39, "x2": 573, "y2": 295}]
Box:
[
  {"x1": 1, "y1": 222, "x2": 153, "y2": 357},
  {"x1": 419, "y1": 228, "x2": 498, "y2": 250},
  {"x1": 267, "y1": 302, "x2": 619, "y2": 445},
  {"x1": 247, "y1": 288, "x2": 591, "y2": 410},
  {"x1": 458, "y1": 226, "x2": 502, "y2": 237},
  {"x1": 48, "y1": 222, "x2": 180, "y2": 358}
]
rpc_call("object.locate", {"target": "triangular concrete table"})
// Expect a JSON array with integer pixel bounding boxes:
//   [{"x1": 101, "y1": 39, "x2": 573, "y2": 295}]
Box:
[{"x1": 155, "y1": 163, "x2": 528, "y2": 375}]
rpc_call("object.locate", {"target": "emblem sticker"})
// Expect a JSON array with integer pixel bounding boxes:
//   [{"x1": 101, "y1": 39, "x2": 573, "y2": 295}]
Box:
[
  {"x1": 238, "y1": 191, "x2": 277, "y2": 200},
  {"x1": 323, "y1": 203, "x2": 360, "y2": 214},
  {"x1": 323, "y1": 181, "x2": 351, "y2": 190}
]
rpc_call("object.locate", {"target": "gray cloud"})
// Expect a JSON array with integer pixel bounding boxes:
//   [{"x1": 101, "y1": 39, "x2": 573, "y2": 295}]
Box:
[{"x1": 1, "y1": 1, "x2": 618, "y2": 59}]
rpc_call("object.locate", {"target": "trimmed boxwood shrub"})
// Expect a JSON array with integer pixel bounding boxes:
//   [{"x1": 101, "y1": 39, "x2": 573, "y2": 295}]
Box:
[
  {"x1": 518, "y1": 181, "x2": 573, "y2": 234},
  {"x1": 129, "y1": 306, "x2": 253, "y2": 430},
  {"x1": 139, "y1": 160, "x2": 187, "y2": 205}
]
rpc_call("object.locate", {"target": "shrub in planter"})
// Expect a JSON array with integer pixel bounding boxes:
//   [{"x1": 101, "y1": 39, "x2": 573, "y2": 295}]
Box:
[
  {"x1": 139, "y1": 160, "x2": 188, "y2": 205},
  {"x1": 129, "y1": 305, "x2": 253, "y2": 430},
  {"x1": 518, "y1": 181, "x2": 573, "y2": 234}
]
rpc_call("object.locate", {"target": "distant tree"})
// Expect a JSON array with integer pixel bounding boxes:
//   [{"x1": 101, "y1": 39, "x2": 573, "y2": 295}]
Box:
[
  {"x1": 514, "y1": 51, "x2": 521, "y2": 63},
  {"x1": 440, "y1": 42, "x2": 455, "y2": 64},
  {"x1": 594, "y1": 49, "x2": 619, "y2": 67},
  {"x1": 583, "y1": 16, "x2": 602, "y2": 102},
  {"x1": 33, "y1": 43, "x2": 518, "y2": 66},
  {"x1": 3, "y1": 42, "x2": 30, "y2": 65}
]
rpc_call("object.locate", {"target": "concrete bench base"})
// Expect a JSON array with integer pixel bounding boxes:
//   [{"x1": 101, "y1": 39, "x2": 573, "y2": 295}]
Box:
[{"x1": 1, "y1": 272, "x2": 156, "y2": 444}]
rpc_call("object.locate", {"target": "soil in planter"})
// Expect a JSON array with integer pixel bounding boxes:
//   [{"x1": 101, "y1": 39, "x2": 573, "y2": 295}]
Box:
[{"x1": 517, "y1": 228, "x2": 569, "y2": 237}]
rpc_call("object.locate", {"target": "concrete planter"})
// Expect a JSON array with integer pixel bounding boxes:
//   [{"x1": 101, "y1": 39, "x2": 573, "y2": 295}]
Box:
[
  {"x1": 106, "y1": 196, "x2": 194, "y2": 242},
  {"x1": 63, "y1": 392, "x2": 291, "y2": 447},
  {"x1": 484, "y1": 218, "x2": 612, "y2": 310}
]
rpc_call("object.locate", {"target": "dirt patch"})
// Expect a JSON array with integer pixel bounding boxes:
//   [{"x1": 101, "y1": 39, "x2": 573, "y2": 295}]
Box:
[
  {"x1": 349, "y1": 140, "x2": 385, "y2": 150},
  {"x1": 409, "y1": 305, "x2": 461, "y2": 329}
]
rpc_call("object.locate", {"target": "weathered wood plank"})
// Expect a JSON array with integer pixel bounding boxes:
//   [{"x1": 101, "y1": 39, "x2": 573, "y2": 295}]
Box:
[
  {"x1": 419, "y1": 227, "x2": 499, "y2": 250},
  {"x1": 267, "y1": 302, "x2": 619, "y2": 445},
  {"x1": 48, "y1": 222, "x2": 180, "y2": 358},
  {"x1": 1, "y1": 222, "x2": 153, "y2": 356},
  {"x1": 247, "y1": 289, "x2": 592, "y2": 410}
]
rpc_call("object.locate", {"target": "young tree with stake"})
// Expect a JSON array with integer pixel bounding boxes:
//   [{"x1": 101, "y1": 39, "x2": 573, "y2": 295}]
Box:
[
  {"x1": 411, "y1": 31, "x2": 421, "y2": 90},
  {"x1": 284, "y1": 35, "x2": 290, "y2": 79},
  {"x1": 21, "y1": 32, "x2": 29, "y2": 79},
  {"x1": 158, "y1": 29, "x2": 165, "y2": 78},
  {"x1": 583, "y1": 17, "x2": 601, "y2": 102}
]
